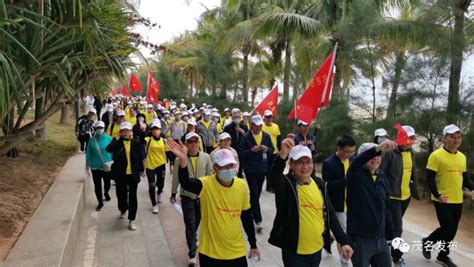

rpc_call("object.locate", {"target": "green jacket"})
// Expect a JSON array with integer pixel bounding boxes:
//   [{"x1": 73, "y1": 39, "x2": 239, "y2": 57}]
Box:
[
  {"x1": 171, "y1": 152, "x2": 213, "y2": 199},
  {"x1": 380, "y1": 147, "x2": 420, "y2": 200}
]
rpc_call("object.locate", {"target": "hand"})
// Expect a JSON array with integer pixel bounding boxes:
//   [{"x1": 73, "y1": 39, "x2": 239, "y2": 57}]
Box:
[
  {"x1": 167, "y1": 138, "x2": 188, "y2": 167},
  {"x1": 340, "y1": 245, "x2": 354, "y2": 260},
  {"x1": 236, "y1": 126, "x2": 244, "y2": 134},
  {"x1": 85, "y1": 166, "x2": 91, "y2": 172},
  {"x1": 251, "y1": 146, "x2": 260, "y2": 152},
  {"x1": 286, "y1": 133, "x2": 295, "y2": 139},
  {"x1": 260, "y1": 145, "x2": 267, "y2": 153},
  {"x1": 376, "y1": 140, "x2": 397, "y2": 152},
  {"x1": 170, "y1": 195, "x2": 176, "y2": 204},
  {"x1": 248, "y1": 248, "x2": 261, "y2": 262},
  {"x1": 438, "y1": 195, "x2": 448, "y2": 203},
  {"x1": 279, "y1": 138, "x2": 295, "y2": 158}
]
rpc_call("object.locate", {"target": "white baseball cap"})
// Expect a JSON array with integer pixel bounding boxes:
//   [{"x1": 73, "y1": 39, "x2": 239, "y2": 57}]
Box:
[
  {"x1": 297, "y1": 120, "x2": 309, "y2": 126},
  {"x1": 251, "y1": 115, "x2": 264, "y2": 126},
  {"x1": 187, "y1": 120, "x2": 197, "y2": 126},
  {"x1": 185, "y1": 132, "x2": 200, "y2": 141},
  {"x1": 212, "y1": 112, "x2": 221, "y2": 118},
  {"x1": 443, "y1": 124, "x2": 461, "y2": 136},
  {"x1": 88, "y1": 107, "x2": 97, "y2": 114},
  {"x1": 264, "y1": 110, "x2": 273, "y2": 117},
  {"x1": 224, "y1": 108, "x2": 230, "y2": 112},
  {"x1": 289, "y1": 145, "x2": 312, "y2": 161},
  {"x1": 151, "y1": 121, "x2": 161, "y2": 129},
  {"x1": 120, "y1": 122, "x2": 133, "y2": 130},
  {"x1": 242, "y1": 112, "x2": 250, "y2": 117},
  {"x1": 374, "y1": 128, "x2": 388, "y2": 137},
  {"x1": 218, "y1": 132, "x2": 231, "y2": 142},
  {"x1": 402, "y1": 125, "x2": 416, "y2": 137},
  {"x1": 94, "y1": 121, "x2": 105, "y2": 128},
  {"x1": 147, "y1": 104, "x2": 153, "y2": 108},
  {"x1": 358, "y1": 142, "x2": 377, "y2": 155},
  {"x1": 212, "y1": 149, "x2": 237, "y2": 167},
  {"x1": 116, "y1": 110, "x2": 126, "y2": 116},
  {"x1": 231, "y1": 108, "x2": 241, "y2": 115}
]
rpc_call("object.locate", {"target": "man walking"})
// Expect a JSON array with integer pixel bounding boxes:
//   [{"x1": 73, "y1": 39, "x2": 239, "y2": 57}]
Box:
[
  {"x1": 422, "y1": 124, "x2": 473, "y2": 267},
  {"x1": 75, "y1": 108, "x2": 96, "y2": 152},
  {"x1": 240, "y1": 114, "x2": 274, "y2": 233},
  {"x1": 262, "y1": 109, "x2": 281, "y2": 192},
  {"x1": 196, "y1": 109, "x2": 219, "y2": 153},
  {"x1": 170, "y1": 132, "x2": 213, "y2": 265}
]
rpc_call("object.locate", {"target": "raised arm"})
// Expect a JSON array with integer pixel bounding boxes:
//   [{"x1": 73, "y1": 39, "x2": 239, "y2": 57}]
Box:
[
  {"x1": 167, "y1": 138, "x2": 203, "y2": 195},
  {"x1": 269, "y1": 138, "x2": 294, "y2": 190}
]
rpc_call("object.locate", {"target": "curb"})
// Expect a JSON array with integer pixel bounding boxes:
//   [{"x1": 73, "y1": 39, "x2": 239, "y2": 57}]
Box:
[{"x1": 3, "y1": 153, "x2": 86, "y2": 267}]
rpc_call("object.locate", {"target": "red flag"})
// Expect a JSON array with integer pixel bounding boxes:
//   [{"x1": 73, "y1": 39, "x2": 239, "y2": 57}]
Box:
[
  {"x1": 146, "y1": 72, "x2": 160, "y2": 104},
  {"x1": 288, "y1": 52, "x2": 335, "y2": 124},
  {"x1": 120, "y1": 84, "x2": 130, "y2": 97},
  {"x1": 394, "y1": 123, "x2": 413, "y2": 146},
  {"x1": 129, "y1": 74, "x2": 143, "y2": 93},
  {"x1": 256, "y1": 85, "x2": 279, "y2": 117}
]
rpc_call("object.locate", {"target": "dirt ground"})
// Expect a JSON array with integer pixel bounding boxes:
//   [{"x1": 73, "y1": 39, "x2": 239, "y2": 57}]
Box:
[{"x1": 0, "y1": 114, "x2": 77, "y2": 261}]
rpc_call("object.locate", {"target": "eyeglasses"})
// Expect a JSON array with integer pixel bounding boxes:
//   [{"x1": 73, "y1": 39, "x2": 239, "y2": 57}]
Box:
[{"x1": 293, "y1": 160, "x2": 313, "y2": 166}]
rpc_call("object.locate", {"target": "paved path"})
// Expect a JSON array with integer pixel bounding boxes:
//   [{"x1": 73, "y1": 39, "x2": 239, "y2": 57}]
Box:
[{"x1": 72, "y1": 155, "x2": 473, "y2": 266}]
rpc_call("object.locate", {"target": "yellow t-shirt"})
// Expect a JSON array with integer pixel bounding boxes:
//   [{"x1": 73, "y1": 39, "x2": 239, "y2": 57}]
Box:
[
  {"x1": 144, "y1": 137, "x2": 166, "y2": 170},
  {"x1": 125, "y1": 114, "x2": 137, "y2": 125},
  {"x1": 107, "y1": 123, "x2": 121, "y2": 138},
  {"x1": 123, "y1": 140, "x2": 132, "y2": 175},
  {"x1": 342, "y1": 159, "x2": 350, "y2": 211},
  {"x1": 391, "y1": 151, "x2": 412, "y2": 201},
  {"x1": 297, "y1": 180, "x2": 325, "y2": 254},
  {"x1": 202, "y1": 119, "x2": 211, "y2": 129},
  {"x1": 427, "y1": 148, "x2": 467, "y2": 204},
  {"x1": 190, "y1": 156, "x2": 198, "y2": 177},
  {"x1": 372, "y1": 175, "x2": 377, "y2": 182},
  {"x1": 145, "y1": 111, "x2": 157, "y2": 124},
  {"x1": 262, "y1": 123, "x2": 281, "y2": 154},
  {"x1": 253, "y1": 132, "x2": 262, "y2": 146},
  {"x1": 198, "y1": 175, "x2": 251, "y2": 260}
]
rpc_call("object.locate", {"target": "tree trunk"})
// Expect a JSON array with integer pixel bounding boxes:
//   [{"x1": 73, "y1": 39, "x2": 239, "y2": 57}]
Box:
[
  {"x1": 386, "y1": 51, "x2": 406, "y2": 119},
  {"x1": 35, "y1": 95, "x2": 47, "y2": 140},
  {"x1": 59, "y1": 103, "x2": 70, "y2": 124},
  {"x1": 447, "y1": 1, "x2": 468, "y2": 124},
  {"x1": 251, "y1": 88, "x2": 257, "y2": 107},
  {"x1": 283, "y1": 40, "x2": 291, "y2": 103},
  {"x1": 242, "y1": 44, "x2": 250, "y2": 104}
]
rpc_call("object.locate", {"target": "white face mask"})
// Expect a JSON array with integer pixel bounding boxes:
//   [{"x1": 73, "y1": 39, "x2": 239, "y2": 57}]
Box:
[{"x1": 218, "y1": 168, "x2": 237, "y2": 181}]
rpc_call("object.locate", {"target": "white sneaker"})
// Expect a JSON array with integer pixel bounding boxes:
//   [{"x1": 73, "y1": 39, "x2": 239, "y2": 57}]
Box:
[
  {"x1": 152, "y1": 205, "x2": 159, "y2": 214},
  {"x1": 188, "y1": 257, "x2": 196, "y2": 265},
  {"x1": 157, "y1": 193, "x2": 162, "y2": 203},
  {"x1": 256, "y1": 223, "x2": 263, "y2": 233},
  {"x1": 119, "y1": 212, "x2": 126, "y2": 219},
  {"x1": 128, "y1": 220, "x2": 137, "y2": 231}
]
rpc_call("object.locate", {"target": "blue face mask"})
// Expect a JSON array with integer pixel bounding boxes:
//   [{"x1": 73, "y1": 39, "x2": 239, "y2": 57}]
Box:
[
  {"x1": 138, "y1": 117, "x2": 145, "y2": 122},
  {"x1": 218, "y1": 168, "x2": 237, "y2": 181},
  {"x1": 96, "y1": 129, "x2": 105, "y2": 136}
]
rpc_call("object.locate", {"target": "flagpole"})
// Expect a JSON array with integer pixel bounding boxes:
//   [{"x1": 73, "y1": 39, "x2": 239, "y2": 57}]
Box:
[{"x1": 312, "y1": 42, "x2": 338, "y2": 148}]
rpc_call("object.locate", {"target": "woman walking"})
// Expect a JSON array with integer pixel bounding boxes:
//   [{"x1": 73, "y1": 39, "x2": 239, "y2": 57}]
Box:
[
  {"x1": 144, "y1": 121, "x2": 167, "y2": 214},
  {"x1": 85, "y1": 121, "x2": 113, "y2": 211},
  {"x1": 106, "y1": 122, "x2": 146, "y2": 231}
]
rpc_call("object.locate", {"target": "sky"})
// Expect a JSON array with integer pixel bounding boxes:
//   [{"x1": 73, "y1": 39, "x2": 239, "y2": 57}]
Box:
[{"x1": 133, "y1": 0, "x2": 221, "y2": 59}]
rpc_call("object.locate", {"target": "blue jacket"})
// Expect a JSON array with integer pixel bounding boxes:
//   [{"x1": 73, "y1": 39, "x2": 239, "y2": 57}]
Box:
[
  {"x1": 322, "y1": 154, "x2": 351, "y2": 212},
  {"x1": 346, "y1": 147, "x2": 394, "y2": 241},
  {"x1": 86, "y1": 134, "x2": 113, "y2": 170},
  {"x1": 239, "y1": 131, "x2": 274, "y2": 174}
]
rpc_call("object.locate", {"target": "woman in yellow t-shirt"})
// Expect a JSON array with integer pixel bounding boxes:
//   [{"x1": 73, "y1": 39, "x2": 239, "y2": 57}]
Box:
[{"x1": 144, "y1": 121, "x2": 167, "y2": 214}]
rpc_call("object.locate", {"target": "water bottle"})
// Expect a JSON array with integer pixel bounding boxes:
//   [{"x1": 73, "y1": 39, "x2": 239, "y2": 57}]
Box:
[{"x1": 262, "y1": 151, "x2": 267, "y2": 162}]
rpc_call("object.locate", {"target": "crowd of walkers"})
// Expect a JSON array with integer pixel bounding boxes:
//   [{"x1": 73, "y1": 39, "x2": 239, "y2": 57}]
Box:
[{"x1": 77, "y1": 94, "x2": 473, "y2": 267}]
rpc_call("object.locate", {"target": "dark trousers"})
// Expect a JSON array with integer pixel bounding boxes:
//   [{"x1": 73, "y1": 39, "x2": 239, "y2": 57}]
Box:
[
  {"x1": 282, "y1": 249, "x2": 322, "y2": 267},
  {"x1": 116, "y1": 174, "x2": 139, "y2": 220},
  {"x1": 78, "y1": 134, "x2": 90, "y2": 152},
  {"x1": 266, "y1": 154, "x2": 276, "y2": 191},
  {"x1": 166, "y1": 151, "x2": 174, "y2": 165},
  {"x1": 205, "y1": 146, "x2": 214, "y2": 154},
  {"x1": 198, "y1": 253, "x2": 247, "y2": 267},
  {"x1": 351, "y1": 236, "x2": 391, "y2": 267},
  {"x1": 182, "y1": 197, "x2": 201, "y2": 258},
  {"x1": 425, "y1": 202, "x2": 463, "y2": 257},
  {"x1": 390, "y1": 197, "x2": 411, "y2": 262},
  {"x1": 245, "y1": 173, "x2": 266, "y2": 223},
  {"x1": 146, "y1": 165, "x2": 166, "y2": 206},
  {"x1": 91, "y1": 170, "x2": 111, "y2": 205}
]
